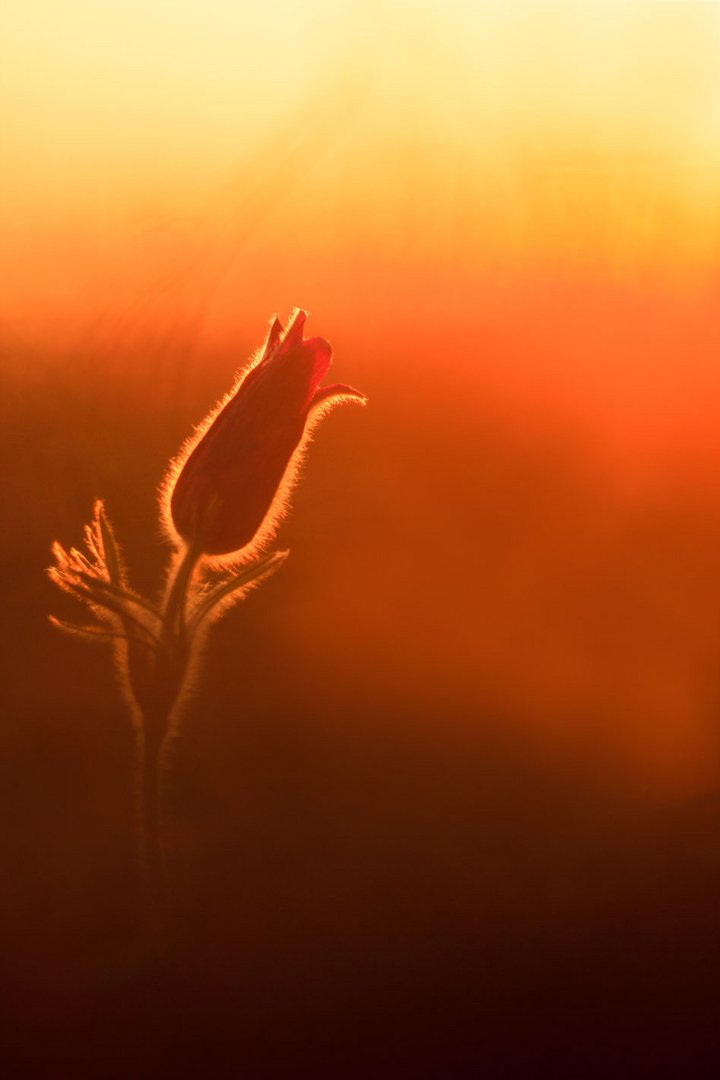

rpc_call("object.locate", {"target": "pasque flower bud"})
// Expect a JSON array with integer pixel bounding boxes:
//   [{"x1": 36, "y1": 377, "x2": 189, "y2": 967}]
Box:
[{"x1": 165, "y1": 310, "x2": 365, "y2": 558}]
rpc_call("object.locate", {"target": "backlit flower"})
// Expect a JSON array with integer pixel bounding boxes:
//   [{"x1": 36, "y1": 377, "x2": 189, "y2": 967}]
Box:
[{"x1": 165, "y1": 309, "x2": 365, "y2": 559}]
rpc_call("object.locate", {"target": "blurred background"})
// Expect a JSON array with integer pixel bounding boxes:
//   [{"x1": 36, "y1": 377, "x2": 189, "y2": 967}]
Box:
[{"x1": 3, "y1": 1, "x2": 720, "y2": 1073}]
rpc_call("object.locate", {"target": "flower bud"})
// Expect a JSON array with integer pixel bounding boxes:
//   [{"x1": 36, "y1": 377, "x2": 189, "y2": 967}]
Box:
[{"x1": 165, "y1": 310, "x2": 365, "y2": 558}]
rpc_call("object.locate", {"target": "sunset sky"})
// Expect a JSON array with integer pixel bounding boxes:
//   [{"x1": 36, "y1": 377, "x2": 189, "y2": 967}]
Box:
[
  {"x1": 4, "y1": 1, "x2": 720, "y2": 333},
  {"x1": 5, "y1": 1, "x2": 720, "y2": 791}
]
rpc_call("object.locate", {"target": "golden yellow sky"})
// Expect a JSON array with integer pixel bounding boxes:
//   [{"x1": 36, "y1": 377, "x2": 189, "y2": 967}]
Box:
[
  {"x1": 3, "y1": 1, "x2": 720, "y2": 324},
  {"x1": 6, "y1": 2, "x2": 720, "y2": 793}
]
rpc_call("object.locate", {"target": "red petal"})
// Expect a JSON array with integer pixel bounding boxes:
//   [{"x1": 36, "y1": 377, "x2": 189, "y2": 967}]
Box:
[
  {"x1": 283, "y1": 309, "x2": 307, "y2": 348},
  {"x1": 300, "y1": 339, "x2": 333, "y2": 409},
  {"x1": 263, "y1": 316, "x2": 283, "y2": 359}
]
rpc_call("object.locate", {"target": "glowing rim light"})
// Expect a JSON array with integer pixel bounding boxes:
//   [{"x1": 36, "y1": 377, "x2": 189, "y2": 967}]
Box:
[{"x1": 162, "y1": 309, "x2": 366, "y2": 564}]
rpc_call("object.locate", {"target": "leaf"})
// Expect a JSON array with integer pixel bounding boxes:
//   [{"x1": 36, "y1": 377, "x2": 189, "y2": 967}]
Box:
[
  {"x1": 95, "y1": 500, "x2": 124, "y2": 586},
  {"x1": 75, "y1": 572, "x2": 162, "y2": 623},
  {"x1": 188, "y1": 550, "x2": 289, "y2": 634},
  {"x1": 48, "y1": 615, "x2": 158, "y2": 650},
  {"x1": 60, "y1": 580, "x2": 161, "y2": 646}
]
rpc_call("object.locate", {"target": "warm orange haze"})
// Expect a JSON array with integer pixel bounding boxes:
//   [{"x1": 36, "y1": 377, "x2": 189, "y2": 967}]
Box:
[{"x1": 3, "y1": 1, "x2": 720, "y2": 1074}]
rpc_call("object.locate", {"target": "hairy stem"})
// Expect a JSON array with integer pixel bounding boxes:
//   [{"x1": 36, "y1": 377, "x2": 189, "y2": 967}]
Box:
[
  {"x1": 137, "y1": 725, "x2": 164, "y2": 919},
  {"x1": 136, "y1": 542, "x2": 199, "y2": 918},
  {"x1": 162, "y1": 542, "x2": 200, "y2": 652}
]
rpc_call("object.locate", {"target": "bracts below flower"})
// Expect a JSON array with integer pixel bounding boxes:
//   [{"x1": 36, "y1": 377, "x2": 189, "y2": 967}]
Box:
[{"x1": 50, "y1": 500, "x2": 287, "y2": 906}]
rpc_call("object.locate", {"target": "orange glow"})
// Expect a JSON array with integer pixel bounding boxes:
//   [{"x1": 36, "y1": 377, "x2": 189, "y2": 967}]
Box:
[
  {"x1": 5, "y1": 1, "x2": 720, "y2": 795},
  {"x1": 8, "y1": 8, "x2": 720, "y2": 1069}
]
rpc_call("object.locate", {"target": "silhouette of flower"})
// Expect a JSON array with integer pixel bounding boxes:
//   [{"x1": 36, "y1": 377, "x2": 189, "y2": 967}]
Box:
[
  {"x1": 50, "y1": 307, "x2": 364, "y2": 903},
  {"x1": 166, "y1": 309, "x2": 365, "y2": 558}
]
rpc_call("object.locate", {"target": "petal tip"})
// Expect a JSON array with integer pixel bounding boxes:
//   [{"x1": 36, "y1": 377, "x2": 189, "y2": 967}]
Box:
[{"x1": 284, "y1": 309, "x2": 308, "y2": 345}]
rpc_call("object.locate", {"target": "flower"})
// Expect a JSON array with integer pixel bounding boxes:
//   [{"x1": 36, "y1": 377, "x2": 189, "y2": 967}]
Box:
[{"x1": 165, "y1": 309, "x2": 365, "y2": 558}]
